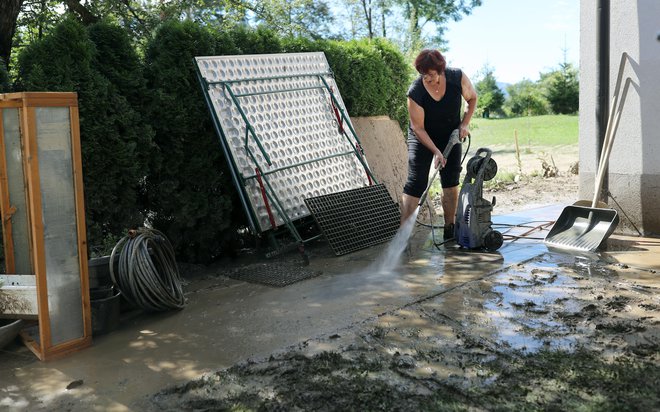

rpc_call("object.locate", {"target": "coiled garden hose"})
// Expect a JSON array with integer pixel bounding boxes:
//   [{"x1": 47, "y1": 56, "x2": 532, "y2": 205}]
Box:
[{"x1": 109, "y1": 228, "x2": 186, "y2": 311}]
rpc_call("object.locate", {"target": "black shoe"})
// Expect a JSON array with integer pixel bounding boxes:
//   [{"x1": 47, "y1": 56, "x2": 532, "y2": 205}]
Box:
[{"x1": 444, "y1": 223, "x2": 455, "y2": 240}]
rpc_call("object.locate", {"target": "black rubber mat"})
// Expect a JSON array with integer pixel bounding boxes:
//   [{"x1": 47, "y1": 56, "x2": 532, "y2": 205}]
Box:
[
  {"x1": 304, "y1": 184, "x2": 400, "y2": 255},
  {"x1": 223, "y1": 261, "x2": 323, "y2": 287}
]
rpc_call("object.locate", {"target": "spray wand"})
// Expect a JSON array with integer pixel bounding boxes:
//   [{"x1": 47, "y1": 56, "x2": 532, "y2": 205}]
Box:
[{"x1": 417, "y1": 129, "x2": 464, "y2": 206}]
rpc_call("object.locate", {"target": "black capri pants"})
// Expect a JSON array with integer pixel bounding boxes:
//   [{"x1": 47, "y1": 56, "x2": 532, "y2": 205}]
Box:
[{"x1": 403, "y1": 133, "x2": 462, "y2": 198}]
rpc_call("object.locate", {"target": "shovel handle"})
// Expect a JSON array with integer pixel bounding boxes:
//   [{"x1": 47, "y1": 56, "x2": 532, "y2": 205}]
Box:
[{"x1": 592, "y1": 52, "x2": 631, "y2": 208}]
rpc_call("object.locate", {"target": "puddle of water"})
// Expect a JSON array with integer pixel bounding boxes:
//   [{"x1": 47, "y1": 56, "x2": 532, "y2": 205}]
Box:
[{"x1": 480, "y1": 256, "x2": 589, "y2": 352}]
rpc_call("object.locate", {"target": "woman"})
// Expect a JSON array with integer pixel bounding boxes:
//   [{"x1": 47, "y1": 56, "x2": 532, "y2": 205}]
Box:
[{"x1": 401, "y1": 49, "x2": 477, "y2": 239}]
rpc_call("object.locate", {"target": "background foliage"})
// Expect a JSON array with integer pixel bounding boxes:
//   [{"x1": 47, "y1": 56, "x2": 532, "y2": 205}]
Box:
[
  {"x1": 542, "y1": 62, "x2": 579, "y2": 115},
  {"x1": 474, "y1": 65, "x2": 505, "y2": 118}
]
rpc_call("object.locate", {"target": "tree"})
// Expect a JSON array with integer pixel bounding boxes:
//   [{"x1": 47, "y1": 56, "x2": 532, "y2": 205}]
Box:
[
  {"x1": 505, "y1": 79, "x2": 549, "y2": 117},
  {"x1": 338, "y1": 0, "x2": 479, "y2": 54},
  {"x1": 543, "y1": 62, "x2": 579, "y2": 114},
  {"x1": 397, "y1": 0, "x2": 481, "y2": 52},
  {"x1": 346, "y1": 0, "x2": 392, "y2": 39},
  {"x1": 249, "y1": 0, "x2": 334, "y2": 38},
  {"x1": 0, "y1": 0, "x2": 24, "y2": 70},
  {"x1": 474, "y1": 64, "x2": 504, "y2": 118},
  {"x1": 15, "y1": 0, "x2": 61, "y2": 44}
]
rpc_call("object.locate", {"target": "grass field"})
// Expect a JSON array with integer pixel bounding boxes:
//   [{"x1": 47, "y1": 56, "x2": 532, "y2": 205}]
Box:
[{"x1": 471, "y1": 114, "x2": 578, "y2": 147}]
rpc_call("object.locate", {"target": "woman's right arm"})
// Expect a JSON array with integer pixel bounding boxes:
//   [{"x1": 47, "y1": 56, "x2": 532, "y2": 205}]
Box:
[{"x1": 408, "y1": 97, "x2": 445, "y2": 169}]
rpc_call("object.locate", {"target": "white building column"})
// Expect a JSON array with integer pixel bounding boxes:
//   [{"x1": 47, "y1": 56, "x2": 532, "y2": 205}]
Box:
[{"x1": 580, "y1": 1, "x2": 660, "y2": 235}]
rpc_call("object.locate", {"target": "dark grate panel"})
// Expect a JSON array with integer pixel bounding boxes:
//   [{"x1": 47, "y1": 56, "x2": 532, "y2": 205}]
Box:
[
  {"x1": 304, "y1": 184, "x2": 400, "y2": 255},
  {"x1": 224, "y1": 261, "x2": 323, "y2": 287}
]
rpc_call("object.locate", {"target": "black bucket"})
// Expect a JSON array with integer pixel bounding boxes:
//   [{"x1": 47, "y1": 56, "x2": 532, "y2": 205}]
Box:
[
  {"x1": 90, "y1": 286, "x2": 121, "y2": 336},
  {"x1": 0, "y1": 319, "x2": 24, "y2": 349},
  {"x1": 88, "y1": 255, "x2": 120, "y2": 289}
]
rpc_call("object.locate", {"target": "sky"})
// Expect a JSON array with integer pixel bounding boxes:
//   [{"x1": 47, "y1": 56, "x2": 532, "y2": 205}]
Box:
[{"x1": 442, "y1": 0, "x2": 580, "y2": 84}]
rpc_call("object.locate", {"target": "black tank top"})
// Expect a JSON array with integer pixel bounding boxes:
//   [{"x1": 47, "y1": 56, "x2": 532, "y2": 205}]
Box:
[{"x1": 406, "y1": 67, "x2": 463, "y2": 145}]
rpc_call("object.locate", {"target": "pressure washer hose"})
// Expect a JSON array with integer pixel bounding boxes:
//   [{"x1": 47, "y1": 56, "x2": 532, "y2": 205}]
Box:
[
  {"x1": 418, "y1": 130, "x2": 470, "y2": 207},
  {"x1": 109, "y1": 228, "x2": 186, "y2": 311}
]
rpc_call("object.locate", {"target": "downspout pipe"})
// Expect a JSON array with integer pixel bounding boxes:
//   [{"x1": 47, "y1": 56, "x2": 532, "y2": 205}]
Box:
[{"x1": 596, "y1": 0, "x2": 610, "y2": 202}]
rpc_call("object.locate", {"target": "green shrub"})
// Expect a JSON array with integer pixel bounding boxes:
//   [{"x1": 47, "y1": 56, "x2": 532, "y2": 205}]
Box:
[
  {"x1": 143, "y1": 20, "x2": 239, "y2": 263},
  {"x1": 370, "y1": 38, "x2": 410, "y2": 130},
  {"x1": 230, "y1": 25, "x2": 283, "y2": 54},
  {"x1": 16, "y1": 17, "x2": 152, "y2": 251},
  {"x1": 87, "y1": 21, "x2": 152, "y2": 111},
  {"x1": 0, "y1": 59, "x2": 9, "y2": 92}
]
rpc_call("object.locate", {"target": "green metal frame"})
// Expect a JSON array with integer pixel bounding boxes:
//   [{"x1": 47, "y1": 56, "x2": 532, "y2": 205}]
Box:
[{"x1": 197, "y1": 69, "x2": 378, "y2": 252}]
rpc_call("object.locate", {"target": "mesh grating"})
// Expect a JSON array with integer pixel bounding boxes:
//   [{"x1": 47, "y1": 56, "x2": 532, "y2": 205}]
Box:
[
  {"x1": 195, "y1": 53, "x2": 369, "y2": 232},
  {"x1": 223, "y1": 261, "x2": 323, "y2": 287},
  {"x1": 305, "y1": 184, "x2": 400, "y2": 255}
]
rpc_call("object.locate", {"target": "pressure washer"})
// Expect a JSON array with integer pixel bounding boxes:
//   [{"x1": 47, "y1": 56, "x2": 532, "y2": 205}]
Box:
[
  {"x1": 418, "y1": 130, "x2": 502, "y2": 252},
  {"x1": 454, "y1": 147, "x2": 503, "y2": 251}
]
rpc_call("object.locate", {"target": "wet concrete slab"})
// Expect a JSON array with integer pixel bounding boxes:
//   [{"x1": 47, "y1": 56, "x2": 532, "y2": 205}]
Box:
[{"x1": 0, "y1": 204, "x2": 658, "y2": 411}]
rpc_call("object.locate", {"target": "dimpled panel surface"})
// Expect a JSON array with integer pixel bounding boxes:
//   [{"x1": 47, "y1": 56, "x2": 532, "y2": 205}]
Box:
[{"x1": 195, "y1": 53, "x2": 369, "y2": 232}]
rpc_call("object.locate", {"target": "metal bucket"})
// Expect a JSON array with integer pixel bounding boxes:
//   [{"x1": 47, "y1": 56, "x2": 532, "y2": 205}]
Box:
[{"x1": 544, "y1": 205, "x2": 619, "y2": 251}]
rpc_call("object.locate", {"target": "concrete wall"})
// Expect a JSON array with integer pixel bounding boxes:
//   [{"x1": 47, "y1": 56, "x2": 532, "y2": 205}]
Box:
[
  {"x1": 351, "y1": 116, "x2": 436, "y2": 223},
  {"x1": 351, "y1": 116, "x2": 407, "y2": 205},
  {"x1": 580, "y1": 1, "x2": 660, "y2": 235}
]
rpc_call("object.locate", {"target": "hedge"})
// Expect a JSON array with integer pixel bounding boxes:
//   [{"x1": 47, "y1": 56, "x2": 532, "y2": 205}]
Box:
[
  {"x1": 0, "y1": 59, "x2": 8, "y2": 92},
  {"x1": 143, "y1": 20, "x2": 239, "y2": 263},
  {"x1": 16, "y1": 17, "x2": 153, "y2": 253}
]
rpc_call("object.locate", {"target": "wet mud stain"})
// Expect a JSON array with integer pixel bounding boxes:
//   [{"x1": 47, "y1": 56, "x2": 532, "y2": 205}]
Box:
[{"x1": 151, "y1": 253, "x2": 660, "y2": 411}]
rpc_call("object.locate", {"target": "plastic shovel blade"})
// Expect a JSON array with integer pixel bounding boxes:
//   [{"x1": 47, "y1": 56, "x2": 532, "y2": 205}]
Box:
[{"x1": 544, "y1": 205, "x2": 619, "y2": 252}]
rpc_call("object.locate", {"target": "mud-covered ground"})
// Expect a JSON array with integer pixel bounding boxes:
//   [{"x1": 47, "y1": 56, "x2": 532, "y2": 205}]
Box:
[
  {"x1": 150, "y1": 252, "x2": 660, "y2": 411},
  {"x1": 147, "y1": 145, "x2": 660, "y2": 410}
]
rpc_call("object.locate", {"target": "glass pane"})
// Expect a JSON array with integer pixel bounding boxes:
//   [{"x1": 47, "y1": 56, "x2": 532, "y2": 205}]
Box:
[
  {"x1": 2, "y1": 108, "x2": 33, "y2": 274},
  {"x1": 36, "y1": 107, "x2": 83, "y2": 345}
]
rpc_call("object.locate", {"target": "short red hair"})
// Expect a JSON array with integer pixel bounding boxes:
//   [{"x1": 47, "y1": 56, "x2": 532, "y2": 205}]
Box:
[{"x1": 414, "y1": 49, "x2": 446, "y2": 75}]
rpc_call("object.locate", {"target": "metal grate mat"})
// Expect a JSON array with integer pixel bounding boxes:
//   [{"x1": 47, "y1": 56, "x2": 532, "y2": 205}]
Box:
[
  {"x1": 305, "y1": 184, "x2": 400, "y2": 255},
  {"x1": 223, "y1": 261, "x2": 323, "y2": 287}
]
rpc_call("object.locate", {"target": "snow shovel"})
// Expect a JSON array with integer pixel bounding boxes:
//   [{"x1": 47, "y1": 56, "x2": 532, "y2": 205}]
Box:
[{"x1": 544, "y1": 53, "x2": 631, "y2": 252}]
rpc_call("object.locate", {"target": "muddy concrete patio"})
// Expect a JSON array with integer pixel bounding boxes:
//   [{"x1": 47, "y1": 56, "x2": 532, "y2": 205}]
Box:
[{"x1": 1, "y1": 204, "x2": 659, "y2": 411}]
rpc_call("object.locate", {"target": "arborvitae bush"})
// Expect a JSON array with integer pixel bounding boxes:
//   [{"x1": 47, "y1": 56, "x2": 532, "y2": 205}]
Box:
[
  {"x1": 16, "y1": 17, "x2": 152, "y2": 252},
  {"x1": 143, "y1": 20, "x2": 239, "y2": 263},
  {"x1": 370, "y1": 39, "x2": 410, "y2": 130},
  {"x1": 87, "y1": 21, "x2": 153, "y2": 112},
  {"x1": 0, "y1": 59, "x2": 9, "y2": 92},
  {"x1": 229, "y1": 25, "x2": 283, "y2": 54}
]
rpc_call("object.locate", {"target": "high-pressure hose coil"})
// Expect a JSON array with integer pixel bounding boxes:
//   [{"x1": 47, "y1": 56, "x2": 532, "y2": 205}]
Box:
[{"x1": 109, "y1": 228, "x2": 186, "y2": 311}]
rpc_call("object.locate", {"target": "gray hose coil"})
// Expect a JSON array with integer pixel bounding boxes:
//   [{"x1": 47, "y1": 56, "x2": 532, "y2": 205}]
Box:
[{"x1": 109, "y1": 228, "x2": 186, "y2": 311}]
